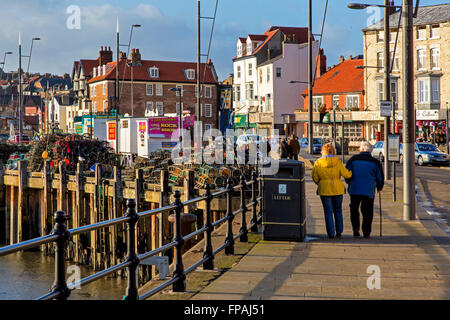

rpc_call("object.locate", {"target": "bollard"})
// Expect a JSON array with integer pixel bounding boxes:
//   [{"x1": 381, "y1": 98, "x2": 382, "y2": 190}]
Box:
[
  {"x1": 202, "y1": 184, "x2": 214, "y2": 270},
  {"x1": 51, "y1": 211, "x2": 70, "y2": 300},
  {"x1": 251, "y1": 171, "x2": 258, "y2": 233},
  {"x1": 225, "y1": 177, "x2": 234, "y2": 255},
  {"x1": 239, "y1": 174, "x2": 248, "y2": 242},
  {"x1": 124, "y1": 199, "x2": 140, "y2": 300},
  {"x1": 172, "y1": 190, "x2": 186, "y2": 292}
]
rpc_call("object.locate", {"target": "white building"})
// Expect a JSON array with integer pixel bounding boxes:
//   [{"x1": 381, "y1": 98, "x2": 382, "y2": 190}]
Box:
[{"x1": 232, "y1": 26, "x2": 320, "y2": 136}]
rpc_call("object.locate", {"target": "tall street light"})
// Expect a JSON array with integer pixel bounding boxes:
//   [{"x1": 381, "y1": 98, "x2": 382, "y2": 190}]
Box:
[
  {"x1": 24, "y1": 37, "x2": 40, "y2": 74},
  {"x1": 307, "y1": 0, "x2": 314, "y2": 155},
  {"x1": 349, "y1": 1, "x2": 401, "y2": 180},
  {"x1": 0, "y1": 51, "x2": 12, "y2": 80}
]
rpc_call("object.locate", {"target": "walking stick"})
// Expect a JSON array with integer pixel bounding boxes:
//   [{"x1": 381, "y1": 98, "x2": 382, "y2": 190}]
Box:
[{"x1": 378, "y1": 191, "x2": 382, "y2": 237}]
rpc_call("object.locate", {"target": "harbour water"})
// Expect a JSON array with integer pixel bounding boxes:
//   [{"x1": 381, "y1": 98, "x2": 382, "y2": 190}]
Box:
[{"x1": 0, "y1": 249, "x2": 127, "y2": 300}]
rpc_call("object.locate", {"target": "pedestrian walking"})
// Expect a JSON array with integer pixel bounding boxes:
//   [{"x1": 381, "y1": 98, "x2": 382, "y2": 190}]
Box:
[
  {"x1": 312, "y1": 143, "x2": 352, "y2": 239},
  {"x1": 280, "y1": 138, "x2": 289, "y2": 159},
  {"x1": 288, "y1": 135, "x2": 300, "y2": 160},
  {"x1": 345, "y1": 141, "x2": 384, "y2": 238}
]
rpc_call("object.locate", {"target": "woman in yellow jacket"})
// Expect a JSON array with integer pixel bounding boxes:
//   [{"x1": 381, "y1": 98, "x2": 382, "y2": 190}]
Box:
[{"x1": 312, "y1": 143, "x2": 352, "y2": 238}]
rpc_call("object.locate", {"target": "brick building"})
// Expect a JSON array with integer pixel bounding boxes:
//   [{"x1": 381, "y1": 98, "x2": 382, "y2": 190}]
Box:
[{"x1": 86, "y1": 48, "x2": 220, "y2": 131}]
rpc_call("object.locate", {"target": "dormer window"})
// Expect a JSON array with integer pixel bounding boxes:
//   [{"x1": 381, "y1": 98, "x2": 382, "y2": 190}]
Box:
[
  {"x1": 185, "y1": 69, "x2": 195, "y2": 80},
  {"x1": 237, "y1": 44, "x2": 242, "y2": 57},
  {"x1": 148, "y1": 66, "x2": 159, "y2": 78},
  {"x1": 247, "y1": 42, "x2": 252, "y2": 55}
]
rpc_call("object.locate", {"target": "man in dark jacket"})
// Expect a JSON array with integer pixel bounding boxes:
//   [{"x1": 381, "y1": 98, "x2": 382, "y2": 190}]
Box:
[
  {"x1": 345, "y1": 141, "x2": 384, "y2": 238},
  {"x1": 280, "y1": 138, "x2": 289, "y2": 159}
]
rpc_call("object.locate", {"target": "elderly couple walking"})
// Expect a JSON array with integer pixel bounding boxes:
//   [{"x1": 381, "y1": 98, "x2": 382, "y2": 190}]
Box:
[{"x1": 311, "y1": 141, "x2": 384, "y2": 239}]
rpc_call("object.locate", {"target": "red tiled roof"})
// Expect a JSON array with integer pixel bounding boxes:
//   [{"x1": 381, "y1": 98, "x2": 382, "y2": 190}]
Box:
[
  {"x1": 302, "y1": 58, "x2": 364, "y2": 96},
  {"x1": 88, "y1": 60, "x2": 218, "y2": 84},
  {"x1": 80, "y1": 59, "x2": 99, "y2": 77},
  {"x1": 248, "y1": 34, "x2": 268, "y2": 41}
]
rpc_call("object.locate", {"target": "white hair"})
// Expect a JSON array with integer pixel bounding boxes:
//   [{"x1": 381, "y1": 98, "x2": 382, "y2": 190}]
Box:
[{"x1": 360, "y1": 141, "x2": 373, "y2": 153}]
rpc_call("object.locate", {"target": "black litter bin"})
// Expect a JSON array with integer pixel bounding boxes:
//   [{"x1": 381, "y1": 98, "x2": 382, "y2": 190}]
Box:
[{"x1": 262, "y1": 159, "x2": 306, "y2": 241}]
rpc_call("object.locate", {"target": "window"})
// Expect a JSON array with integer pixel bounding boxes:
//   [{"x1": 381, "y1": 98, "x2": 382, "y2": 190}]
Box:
[
  {"x1": 146, "y1": 84, "x2": 153, "y2": 96},
  {"x1": 276, "y1": 67, "x2": 282, "y2": 78},
  {"x1": 247, "y1": 43, "x2": 252, "y2": 55},
  {"x1": 431, "y1": 79, "x2": 440, "y2": 103},
  {"x1": 312, "y1": 97, "x2": 323, "y2": 111},
  {"x1": 248, "y1": 63, "x2": 253, "y2": 76},
  {"x1": 265, "y1": 94, "x2": 272, "y2": 112},
  {"x1": 93, "y1": 86, "x2": 97, "y2": 97},
  {"x1": 103, "y1": 83, "x2": 106, "y2": 95},
  {"x1": 176, "y1": 85, "x2": 183, "y2": 97},
  {"x1": 237, "y1": 44, "x2": 242, "y2": 57},
  {"x1": 266, "y1": 67, "x2": 270, "y2": 83},
  {"x1": 377, "y1": 80, "x2": 384, "y2": 105},
  {"x1": 245, "y1": 83, "x2": 254, "y2": 100},
  {"x1": 94, "y1": 102, "x2": 97, "y2": 111},
  {"x1": 418, "y1": 78, "x2": 429, "y2": 103},
  {"x1": 205, "y1": 104, "x2": 212, "y2": 117},
  {"x1": 156, "y1": 83, "x2": 163, "y2": 96},
  {"x1": 332, "y1": 95, "x2": 339, "y2": 109},
  {"x1": 185, "y1": 69, "x2": 195, "y2": 80},
  {"x1": 205, "y1": 124, "x2": 212, "y2": 132},
  {"x1": 149, "y1": 67, "x2": 159, "y2": 78},
  {"x1": 417, "y1": 49, "x2": 426, "y2": 70},
  {"x1": 234, "y1": 86, "x2": 241, "y2": 101},
  {"x1": 237, "y1": 66, "x2": 241, "y2": 78},
  {"x1": 176, "y1": 102, "x2": 183, "y2": 114},
  {"x1": 376, "y1": 31, "x2": 384, "y2": 43},
  {"x1": 416, "y1": 26, "x2": 426, "y2": 40},
  {"x1": 390, "y1": 80, "x2": 398, "y2": 106},
  {"x1": 259, "y1": 69, "x2": 263, "y2": 84},
  {"x1": 346, "y1": 95, "x2": 359, "y2": 110},
  {"x1": 145, "y1": 101, "x2": 154, "y2": 116},
  {"x1": 205, "y1": 86, "x2": 212, "y2": 98},
  {"x1": 156, "y1": 102, "x2": 164, "y2": 116},
  {"x1": 431, "y1": 47, "x2": 440, "y2": 70},
  {"x1": 390, "y1": 51, "x2": 399, "y2": 71},
  {"x1": 430, "y1": 25, "x2": 440, "y2": 39},
  {"x1": 377, "y1": 52, "x2": 384, "y2": 70},
  {"x1": 103, "y1": 100, "x2": 107, "y2": 111},
  {"x1": 390, "y1": 30, "x2": 397, "y2": 43}
]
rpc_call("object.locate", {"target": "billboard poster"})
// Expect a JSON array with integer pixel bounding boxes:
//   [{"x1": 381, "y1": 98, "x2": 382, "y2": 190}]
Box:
[
  {"x1": 148, "y1": 116, "x2": 194, "y2": 138},
  {"x1": 108, "y1": 122, "x2": 116, "y2": 140},
  {"x1": 388, "y1": 134, "x2": 400, "y2": 162},
  {"x1": 138, "y1": 121, "x2": 146, "y2": 147}
]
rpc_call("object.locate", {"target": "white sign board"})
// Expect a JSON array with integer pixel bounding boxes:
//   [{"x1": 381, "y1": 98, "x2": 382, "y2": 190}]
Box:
[
  {"x1": 388, "y1": 134, "x2": 400, "y2": 162},
  {"x1": 379, "y1": 101, "x2": 392, "y2": 117}
]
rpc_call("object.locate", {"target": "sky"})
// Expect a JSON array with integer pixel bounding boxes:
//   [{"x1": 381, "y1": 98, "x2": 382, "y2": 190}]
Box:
[{"x1": 0, "y1": 0, "x2": 447, "y2": 81}]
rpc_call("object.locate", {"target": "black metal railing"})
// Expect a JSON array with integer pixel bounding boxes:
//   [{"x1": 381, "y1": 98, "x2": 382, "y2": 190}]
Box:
[{"x1": 0, "y1": 169, "x2": 263, "y2": 300}]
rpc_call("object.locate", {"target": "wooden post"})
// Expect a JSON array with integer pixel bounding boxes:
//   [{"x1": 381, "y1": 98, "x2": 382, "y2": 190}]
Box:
[
  {"x1": 112, "y1": 166, "x2": 121, "y2": 268},
  {"x1": 57, "y1": 162, "x2": 65, "y2": 212},
  {"x1": 17, "y1": 160, "x2": 28, "y2": 243},
  {"x1": 159, "y1": 170, "x2": 169, "y2": 248},
  {"x1": 9, "y1": 185, "x2": 16, "y2": 245},
  {"x1": 91, "y1": 164, "x2": 102, "y2": 270},
  {"x1": 74, "y1": 163, "x2": 84, "y2": 263},
  {"x1": 42, "y1": 161, "x2": 51, "y2": 253},
  {"x1": 5, "y1": 184, "x2": 10, "y2": 245},
  {"x1": 134, "y1": 168, "x2": 143, "y2": 281}
]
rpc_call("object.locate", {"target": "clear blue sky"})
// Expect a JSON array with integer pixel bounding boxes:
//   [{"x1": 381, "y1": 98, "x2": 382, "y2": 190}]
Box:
[{"x1": 0, "y1": 0, "x2": 447, "y2": 80}]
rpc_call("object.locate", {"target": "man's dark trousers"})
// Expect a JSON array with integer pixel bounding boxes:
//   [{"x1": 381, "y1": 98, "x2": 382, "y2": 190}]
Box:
[{"x1": 350, "y1": 195, "x2": 374, "y2": 236}]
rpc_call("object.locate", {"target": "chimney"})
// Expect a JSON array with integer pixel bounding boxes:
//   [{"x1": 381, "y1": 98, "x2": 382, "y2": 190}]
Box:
[
  {"x1": 316, "y1": 49, "x2": 327, "y2": 77},
  {"x1": 130, "y1": 48, "x2": 142, "y2": 66},
  {"x1": 339, "y1": 56, "x2": 345, "y2": 64},
  {"x1": 120, "y1": 51, "x2": 127, "y2": 60},
  {"x1": 99, "y1": 46, "x2": 113, "y2": 66},
  {"x1": 388, "y1": 0, "x2": 396, "y2": 15}
]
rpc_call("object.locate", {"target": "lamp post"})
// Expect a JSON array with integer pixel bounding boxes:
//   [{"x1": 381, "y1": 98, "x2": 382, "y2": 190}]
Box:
[
  {"x1": 24, "y1": 37, "x2": 40, "y2": 74},
  {"x1": 289, "y1": 80, "x2": 310, "y2": 147},
  {"x1": 0, "y1": 51, "x2": 12, "y2": 80},
  {"x1": 308, "y1": 0, "x2": 314, "y2": 155},
  {"x1": 349, "y1": 2, "x2": 401, "y2": 180}
]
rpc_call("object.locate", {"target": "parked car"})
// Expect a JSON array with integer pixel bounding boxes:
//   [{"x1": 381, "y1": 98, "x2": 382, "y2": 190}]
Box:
[
  {"x1": 373, "y1": 141, "x2": 450, "y2": 166},
  {"x1": 8, "y1": 135, "x2": 30, "y2": 144},
  {"x1": 298, "y1": 137, "x2": 324, "y2": 154},
  {"x1": 235, "y1": 134, "x2": 261, "y2": 148},
  {"x1": 0, "y1": 133, "x2": 9, "y2": 141},
  {"x1": 413, "y1": 143, "x2": 450, "y2": 166}
]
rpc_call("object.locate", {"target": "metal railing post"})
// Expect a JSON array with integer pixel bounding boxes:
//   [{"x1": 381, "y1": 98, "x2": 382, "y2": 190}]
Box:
[
  {"x1": 225, "y1": 177, "x2": 235, "y2": 255},
  {"x1": 51, "y1": 211, "x2": 70, "y2": 300},
  {"x1": 258, "y1": 170, "x2": 263, "y2": 220},
  {"x1": 172, "y1": 190, "x2": 186, "y2": 292},
  {"x1": 239, "y1": 174, "x2": 248, "y2": 242},
  {"x1": 251, "y1": 171, "x2": 258, "y2": 232},
  {"x1": 124, "y1": 199, "x2": 140, "y2": 300},
  {"x1": 202, "y1": 183, "x2": 214, "y2": 270}
]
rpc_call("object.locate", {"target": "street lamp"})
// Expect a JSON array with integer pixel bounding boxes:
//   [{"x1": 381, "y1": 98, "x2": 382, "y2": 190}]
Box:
[
  {"x1": 24, "y1": 37, "x2": 41, "y2": 74},
  {"x1": 0, "y1": 51, "x2": 12, "y2": 80},
  {"x1": 290, "y1": 80, "x2": 312, "y2": 151},
  {"x1": 349, "y1": 2, "x2": 401, "y2": 180}
]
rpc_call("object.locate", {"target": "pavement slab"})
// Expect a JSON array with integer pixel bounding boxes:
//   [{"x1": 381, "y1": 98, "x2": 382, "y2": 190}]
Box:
[{"x1": 190, "y1": 170, "x2": 450, "y2": 300}]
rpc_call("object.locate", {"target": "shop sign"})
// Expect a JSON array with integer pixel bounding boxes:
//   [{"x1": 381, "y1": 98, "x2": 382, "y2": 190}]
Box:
[
  {"x1": 396, "y1": 110, "x2": 440, "y2": 121},
  {"x1": 108, "y1": 122, "x2": 116, "y2": 140},
  {"x1": 380, "y1": 101, "x2": 392, "y2": 117},
  {"x1": 352, "y1": 111, "x2": 383, "y2": 121}
]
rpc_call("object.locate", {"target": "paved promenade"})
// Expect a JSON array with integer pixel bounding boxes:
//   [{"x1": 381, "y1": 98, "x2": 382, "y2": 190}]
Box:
[{"x1": 192, "y1": 171, "x2": 450, "y2": 300}]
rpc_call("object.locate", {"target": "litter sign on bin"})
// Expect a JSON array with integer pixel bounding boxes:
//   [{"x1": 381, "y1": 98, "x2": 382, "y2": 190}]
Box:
[{"x1": 278, "y1": 184, "x2": 287, "y2": 194}]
